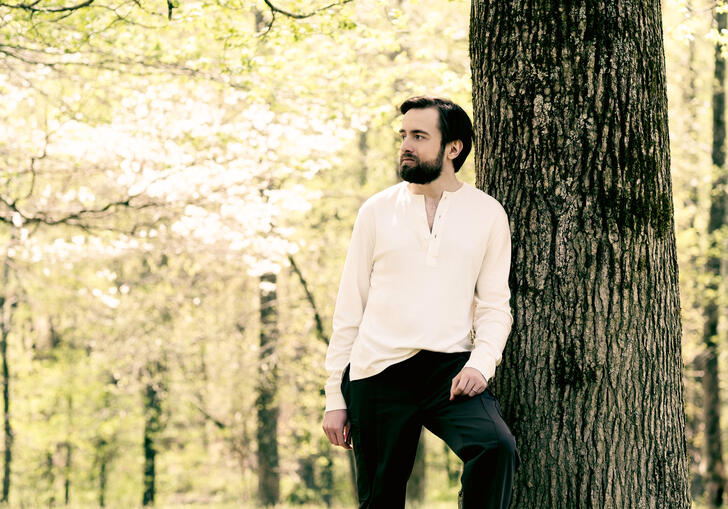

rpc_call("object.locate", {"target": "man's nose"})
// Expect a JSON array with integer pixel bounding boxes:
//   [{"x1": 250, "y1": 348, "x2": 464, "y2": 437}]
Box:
[{"x1": 400, "y1": 138, "x2": 414, "y2": 154}]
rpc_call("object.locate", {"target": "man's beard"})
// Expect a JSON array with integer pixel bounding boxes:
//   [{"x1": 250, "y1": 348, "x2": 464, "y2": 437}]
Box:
[{"x1": 399, "y1": 146, "x2": 444, "y2": 184}]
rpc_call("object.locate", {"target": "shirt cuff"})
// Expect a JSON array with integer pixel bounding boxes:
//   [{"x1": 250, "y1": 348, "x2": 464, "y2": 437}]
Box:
[
  {"x1": 325, "y1": 389, "x2": 347, "y2": 412},
  {"x1": 463, "y1": 350, "x2": 498, "y2": 382}
]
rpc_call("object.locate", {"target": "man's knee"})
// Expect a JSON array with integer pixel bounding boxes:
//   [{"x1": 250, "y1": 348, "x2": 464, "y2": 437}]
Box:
[{"x1": 497, "y1": 431, "x2": 520, "y2": 469}]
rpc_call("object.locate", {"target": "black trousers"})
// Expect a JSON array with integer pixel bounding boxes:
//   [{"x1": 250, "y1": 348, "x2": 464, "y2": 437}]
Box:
[{"x1": 341, "y1": 350, "x2": 519, "y2": 509}]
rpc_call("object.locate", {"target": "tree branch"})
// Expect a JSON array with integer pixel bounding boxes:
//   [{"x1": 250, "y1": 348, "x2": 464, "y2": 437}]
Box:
[
  {"x1": 190, "y1": 399, "x2": 228, "y2": 430},
  {"x1": 288, "y1": 254, "x2": 328, "y2": 345},
  {"x1": 262, "y1": 0, "x2": 353, "y2": 20},
  {"x1": 0, "y1": 0, "x2": 93, "y2": 13},
  {"x1": 0, "y1": 194, "x2": 164, "y2": 228}
]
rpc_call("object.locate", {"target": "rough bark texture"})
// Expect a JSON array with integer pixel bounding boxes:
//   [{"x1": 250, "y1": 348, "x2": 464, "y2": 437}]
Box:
[
  {"x1": 470, "y1": 1, "x2": 691, "y2": 507},
  {"x1": 257, "y1": 272, "x2": 280, "y2": 506},
  {"x1": 703, "y1": 9, "x2": 728, "y2": 508}
]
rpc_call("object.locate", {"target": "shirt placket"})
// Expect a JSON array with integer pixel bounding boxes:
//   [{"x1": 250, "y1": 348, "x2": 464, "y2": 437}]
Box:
[{"x1": 425, "y1": 194, "x2": 451, "y2": 266}]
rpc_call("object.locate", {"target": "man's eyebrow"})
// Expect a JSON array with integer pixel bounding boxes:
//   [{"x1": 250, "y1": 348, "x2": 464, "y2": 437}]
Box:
[{"x1": 398, "y1": 129, "x2": 431, "y2": 136}]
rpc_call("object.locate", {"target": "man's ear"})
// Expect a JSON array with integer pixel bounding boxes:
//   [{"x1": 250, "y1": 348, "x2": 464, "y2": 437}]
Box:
[{"x1": 447, "y1": 140, "x2": 463, "y2": 160}]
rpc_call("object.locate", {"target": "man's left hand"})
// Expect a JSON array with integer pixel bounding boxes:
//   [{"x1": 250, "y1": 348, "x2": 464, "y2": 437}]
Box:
[{"x1": 450, "y1": 367, "x2": 487, "y2": 400}]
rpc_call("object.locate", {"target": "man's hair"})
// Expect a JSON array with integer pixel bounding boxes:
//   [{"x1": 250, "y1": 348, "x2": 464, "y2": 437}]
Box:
[{"x1": 399, "y1": 96, "x2": 473, "y2": 172}]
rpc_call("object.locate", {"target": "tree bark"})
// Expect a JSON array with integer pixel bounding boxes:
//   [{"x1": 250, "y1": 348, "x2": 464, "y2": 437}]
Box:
[
  {"x1": 470, "y1": 1, "x2": 691, "y2": 507},
  {"x1": 257, "y1": 272, "x2": 280, "y2": 506},
  {"x1": 702, "y1": 7, "x2": 728, "y2": 508}
]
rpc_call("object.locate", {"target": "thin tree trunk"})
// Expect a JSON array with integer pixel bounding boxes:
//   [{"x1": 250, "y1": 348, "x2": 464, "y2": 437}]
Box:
[
  {"x1": 63, "y1": 394, "x2": 72, "y2": 505},
  {"x1": 257, "y1": 272, "x2": 279, "y2": 506},
  {"x1": 142, "y1": 362, "x2": 163, "y2": 506},
  {"x1": 444, "y1": 442, "x2": 460, "y2": 487},
  {"x1": 0, "y1": 247, "x2": 13, "y2": 504},
  {"x1": 406, "y1": 434, "x2": 425, "y2": 504},
  {"x1": 97, "y1": 438, "x2": 108, "y2": 508},
  {"x1": 682, "y1": 8, "x2": 707, "y2": 501},
  {"x1": 45, "y1": 451, "x2": 54, "y2": 507},
  {"x1": 703, "y1": 7, "x2": 728, "y2": 508},
  {"x1": 319, "y1": 443, "x2": 334, "y2": 507},
  {"x1": 347, "y1": 450, "x2": 357, "y2": 503},
  {"x1": 63, "y1": 441, "x2": 71, "y2": 505},
  {"x1": 470, "y1": 1, "x2": 691, "y2": 507}
]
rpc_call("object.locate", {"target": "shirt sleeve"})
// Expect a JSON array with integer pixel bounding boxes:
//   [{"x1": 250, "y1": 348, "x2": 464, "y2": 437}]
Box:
[
  {"x1": 463, "y1": 206, "x2": 513, "y2": 382},
  {"x1": 324, "y1": 202, "x2": 375, "y2": 411}
]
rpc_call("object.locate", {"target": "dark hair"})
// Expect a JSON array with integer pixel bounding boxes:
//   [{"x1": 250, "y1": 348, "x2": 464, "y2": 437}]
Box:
[{"x1": 399, "y1": 96, "x2": 473, "y2": 172}]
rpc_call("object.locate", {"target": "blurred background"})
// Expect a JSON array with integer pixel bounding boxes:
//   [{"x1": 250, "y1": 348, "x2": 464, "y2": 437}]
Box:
[{"x1": 0, "y1": 0, "x2": 721, "y2": 507}]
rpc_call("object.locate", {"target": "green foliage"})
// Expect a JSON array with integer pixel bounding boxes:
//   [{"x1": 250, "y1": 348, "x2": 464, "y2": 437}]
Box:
[
  {"x1": 0, "y1": 0, "x2": 715, "y2": 505},
  {"x1": 0, "y1": 0, "x2": 479, "y2": 506}
]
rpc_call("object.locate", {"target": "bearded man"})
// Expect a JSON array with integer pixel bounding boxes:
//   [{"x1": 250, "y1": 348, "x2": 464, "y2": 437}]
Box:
[{"x1": 322, "y1": 96, "x2": 519, "y2": 509}]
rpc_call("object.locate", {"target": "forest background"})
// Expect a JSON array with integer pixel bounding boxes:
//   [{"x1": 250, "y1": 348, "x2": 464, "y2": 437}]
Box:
[{"x1": 0, "y1": 0, "x2": 721, "y2": 507}]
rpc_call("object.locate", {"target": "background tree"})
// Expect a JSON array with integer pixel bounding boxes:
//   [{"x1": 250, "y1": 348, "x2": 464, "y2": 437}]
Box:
[{"x1": 701, "y1": 4, "x2": 728, "y2": 506}]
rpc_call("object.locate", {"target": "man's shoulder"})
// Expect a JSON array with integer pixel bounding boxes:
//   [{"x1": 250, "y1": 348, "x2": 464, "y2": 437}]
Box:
[
  {"x1": 461, "y1": 183, "x2": 508, "y2": 217},
  {"x1": 359, "y1": 182, "x2": 404, "y2": 212}
]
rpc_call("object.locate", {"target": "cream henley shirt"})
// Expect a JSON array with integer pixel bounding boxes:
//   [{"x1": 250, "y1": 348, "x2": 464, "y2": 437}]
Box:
[{"x1": 324, "y1": 180, "x2": 513, "y2": 412}]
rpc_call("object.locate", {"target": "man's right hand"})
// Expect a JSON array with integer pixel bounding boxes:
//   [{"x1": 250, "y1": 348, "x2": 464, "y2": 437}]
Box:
[{"x1": 322, "y1": 409, "x2": 352, "y2": 449}]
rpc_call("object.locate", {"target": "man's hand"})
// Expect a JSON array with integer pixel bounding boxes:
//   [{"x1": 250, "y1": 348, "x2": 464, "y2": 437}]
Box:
[
  {"x1": 450, "y1": 367, "x2": 487, "y2": 400},
  {"x1": 322, "y1": 409, "x2": 352, "y2": 449}
]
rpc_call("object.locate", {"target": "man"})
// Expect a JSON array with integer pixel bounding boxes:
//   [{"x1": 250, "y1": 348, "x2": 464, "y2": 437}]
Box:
[{"x1": 322, "y1": 96, "x2": 518, "y2": 509}]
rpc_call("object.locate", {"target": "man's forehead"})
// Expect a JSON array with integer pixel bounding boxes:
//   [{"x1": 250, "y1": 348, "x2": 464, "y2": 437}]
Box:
[{"x1": 400, "y1": 107, "x2": 440, "y2": 132}]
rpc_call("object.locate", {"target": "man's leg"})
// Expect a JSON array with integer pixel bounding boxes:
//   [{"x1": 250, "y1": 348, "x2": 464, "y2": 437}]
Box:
[
  {"x1": 421, "y1": 357, "x2": 519, "y2": 509},
  {"x1": 341, "y1": 362, "x2": 423, "y2": 509}
]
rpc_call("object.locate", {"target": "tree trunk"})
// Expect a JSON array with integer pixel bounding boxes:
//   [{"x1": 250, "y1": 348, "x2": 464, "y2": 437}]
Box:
[
  {"x1": 444, "y1": 442, "x2": 460, "y2": 487},
  {"x1": 406, "y1": 434, "x2": 425, "y2": 504},
  {"x1": 702, "y1": 7, "x2": 728, "y2": 508},
  {"x1": 63, "y1": 394, "x2": 73, "y2": 505},
  {"x1": 470, "y1": 1, "x2": 691, "y2": 507},
  {"x1": 257, "y1": 272, "x2": 279, "y2": 506},
  {"x1": 678, "y1": 0, "x2": 705, "y2": 501},
  {"x1": 62, "y1": 440, "x2": 71, "y2": 505},
  {"x1": 44, "y1": 451, "x2": 54, "y2": 507},
  {"x1": 97, "y1": 438, "x2": 108, "y2": 508},
  {"x1": 319, "y1": 441, "x2": 334, "y2": 507},
  {"x1": 0, "y1": 250, "x2": 13, "y2": 504},
  {"x1": 142, "y1": 363, "x2": 163, "y2": 506}
]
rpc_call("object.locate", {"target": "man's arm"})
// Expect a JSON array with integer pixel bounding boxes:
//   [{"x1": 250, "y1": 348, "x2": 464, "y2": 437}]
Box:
[
  {"x1": 323, "y1": 202, "x2": 375, "y2": 412},
  {"x1": 463, "y1": 206, "x2": 513, "y2": 383},
  {"x1": 322, "y1": 203, "x2": 375, "y2": 448}
]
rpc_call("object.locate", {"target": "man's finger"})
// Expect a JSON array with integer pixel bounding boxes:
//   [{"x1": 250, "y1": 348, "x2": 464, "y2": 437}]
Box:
[
  {"x1": 332, "y1": 430, "x2": 346, "y2": 448},
  {"x1": 450, "y1": 373, "x2": 461, "y2": 400},
  {"x1": 451, "y1": 374, "x2": 469, "y2": 399},
  {"x1": 456, "y1": 376, "x2": 472, "y2": 397},
  {"x1": 323, "y1": 424, "x2": 343, "y2": 447},
  {"x1": 343, "y1": 422, "x2": 352, "y2": 449}
]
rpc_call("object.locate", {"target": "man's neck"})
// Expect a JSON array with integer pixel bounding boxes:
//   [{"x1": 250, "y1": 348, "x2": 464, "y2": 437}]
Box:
[{"x1": 406, "y1": 172, "x2": 462, "y2": 200}]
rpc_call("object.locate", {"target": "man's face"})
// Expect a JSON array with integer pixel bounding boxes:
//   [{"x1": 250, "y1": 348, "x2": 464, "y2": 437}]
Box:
[{"x1": 398, "y1": 108, "x2": 445, "y2": 184}]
